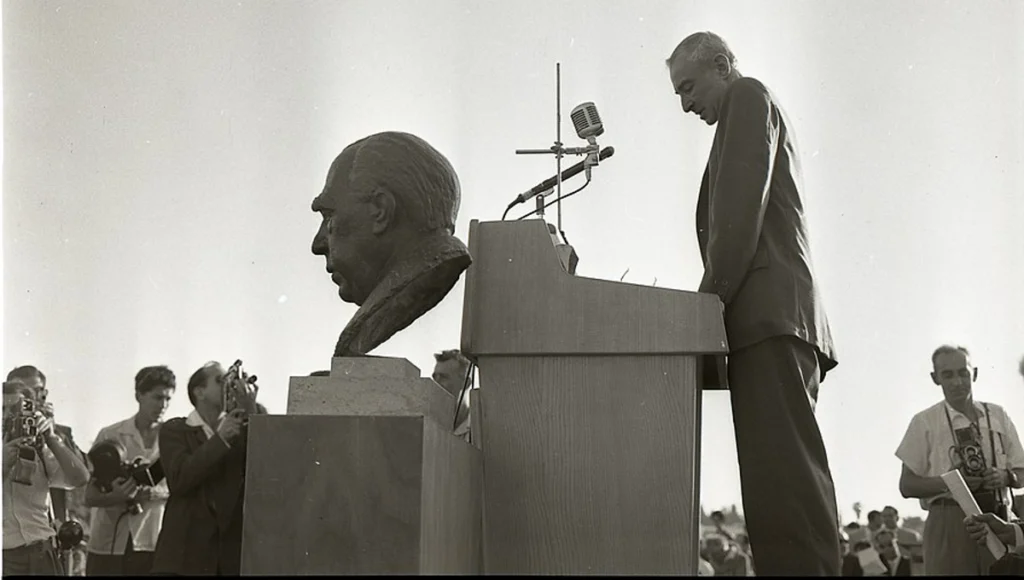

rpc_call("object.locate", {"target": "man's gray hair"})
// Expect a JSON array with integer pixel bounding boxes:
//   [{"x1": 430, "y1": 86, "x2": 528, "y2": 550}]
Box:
[
  {"x1": 344, "y1": 131, "x2": 461, "y2": 235},
  {"x1": 665, "y1": 31, "x2": 737, "y2": 69},
  {"x1": 931, "y1": 344, "x2": 971, "y2": 367}
]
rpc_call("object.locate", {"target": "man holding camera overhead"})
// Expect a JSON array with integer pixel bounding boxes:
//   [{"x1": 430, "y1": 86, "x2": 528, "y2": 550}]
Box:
[
  {"x1": 84, "y1": 365, "x2": 175, "y2": 576},
  {"x1": 2, "y1": 380, "x2": 90, "y2": 575},
  {"x1": 895, "y1": 345, "x2": 1024, "y2": 575},
  {"x1": 152, "y1": 361, "x2": 263, "y2": 576}
]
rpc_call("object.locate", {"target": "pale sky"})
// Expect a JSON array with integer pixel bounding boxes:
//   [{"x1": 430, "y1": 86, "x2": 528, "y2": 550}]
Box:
[{"x1": 3, "y1": 0, "x2": 1023, "y2": 521}]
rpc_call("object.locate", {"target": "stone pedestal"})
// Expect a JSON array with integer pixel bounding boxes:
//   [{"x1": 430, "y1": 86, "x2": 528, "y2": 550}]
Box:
[{"x1": 240, "y1": 357, "x2": 482, "y2": 575}]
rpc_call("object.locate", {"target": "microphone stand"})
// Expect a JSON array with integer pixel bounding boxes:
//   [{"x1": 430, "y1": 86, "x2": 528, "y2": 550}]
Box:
[{"x1": 514, "y1": 62, "x2": 597, "y2": 242}]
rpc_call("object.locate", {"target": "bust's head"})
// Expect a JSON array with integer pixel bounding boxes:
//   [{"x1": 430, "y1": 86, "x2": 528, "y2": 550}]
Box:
[{"x1": 311, "y1": 131, "x2": 461, "y2": 305}]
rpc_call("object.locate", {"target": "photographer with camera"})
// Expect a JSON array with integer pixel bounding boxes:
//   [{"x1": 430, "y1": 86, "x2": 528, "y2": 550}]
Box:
[
  {"x1": 3, "y1": 380, "x2": 90, "y2": 575},
  {"x1": 83, "y1": 365, "x2": 175, "y2": 576},
  {"x1": 7, "y1": 366, "x2": 88, "y2": 526},
  {"x1": 895, "y1": 345, "x2": 1024, "y2": 575},
  {"x1": 152, "y1": 360, "x2": 263, "y2": 576}
]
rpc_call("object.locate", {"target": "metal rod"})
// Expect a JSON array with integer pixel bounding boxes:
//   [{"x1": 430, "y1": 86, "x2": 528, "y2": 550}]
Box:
[{"x1": 555, "y1": 62, "x2": 563, "y2": 233}]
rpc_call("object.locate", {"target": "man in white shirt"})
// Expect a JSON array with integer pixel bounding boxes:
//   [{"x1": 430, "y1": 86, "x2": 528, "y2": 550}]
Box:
[
  {"x1": 84, "y1": 365, "x2": 175, "y2": 575},
  {"x1": 895, "y1": 344, "x2": 1024, "y2": 575},
  {"x1": 2, "y1": 380, "x2": 90, "y2": 575}
]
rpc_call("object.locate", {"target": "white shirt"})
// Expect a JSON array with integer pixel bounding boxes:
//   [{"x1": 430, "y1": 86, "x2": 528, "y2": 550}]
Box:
[
  {"x1": 895, "y1": 400, "x2": 1024, "y2": 511},
  {"x1": 3, "y1": 445, "x2": 72, "y2": 549},
  {"x1": 86, "y1": 416, "x2": 170, "y2": 555}
]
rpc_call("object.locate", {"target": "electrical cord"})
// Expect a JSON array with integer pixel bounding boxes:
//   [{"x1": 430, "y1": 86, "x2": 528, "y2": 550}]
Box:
[
  {"x1": 502, "y1": 177, "x2": 592, "y2": 222},
  {"x1": 514, "y1": 178, "x2": 591, "y2": 221}
]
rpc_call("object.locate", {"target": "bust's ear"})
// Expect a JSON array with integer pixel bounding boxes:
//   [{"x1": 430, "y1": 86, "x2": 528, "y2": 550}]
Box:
[{"x1": 367, "y1": 187, "x2": 397, "y2": 235}]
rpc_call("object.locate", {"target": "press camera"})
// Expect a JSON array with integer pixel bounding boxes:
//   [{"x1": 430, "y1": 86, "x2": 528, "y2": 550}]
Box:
[
  {"x1": 3, "y1": 392, "x2": 46, "y2": 486},
  {"x1": 3, "y1": 397, "x2": 43, "y2": 443},
  {"x1": 222, "y1": 359, "x2": 258, "y2": 417},
  {"x1": 88, "y1": 438, "x2": 165, "y2": 515}
]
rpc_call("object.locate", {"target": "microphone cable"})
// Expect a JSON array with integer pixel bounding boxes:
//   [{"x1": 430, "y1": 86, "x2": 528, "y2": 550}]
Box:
[{"x1": 514, "y1": 178, "x2": 591, "y2": 221}]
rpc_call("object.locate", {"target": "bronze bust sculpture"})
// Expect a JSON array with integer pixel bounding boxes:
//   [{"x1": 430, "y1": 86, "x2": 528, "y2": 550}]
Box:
[{"x1": 311, "y1": 131, "x2": 472, "y2": 357}]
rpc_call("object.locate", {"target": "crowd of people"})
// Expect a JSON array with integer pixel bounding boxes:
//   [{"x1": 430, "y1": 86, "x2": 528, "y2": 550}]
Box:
[
  {"x1": 1, "y1": 350, "x2": 474, "y2": 577},
  {"x1": 2, "y1": 361, "x2": 262, "y2": 576},
  {"x1": 5, "y1": 25, "x2": 1024, "y2": 577}
]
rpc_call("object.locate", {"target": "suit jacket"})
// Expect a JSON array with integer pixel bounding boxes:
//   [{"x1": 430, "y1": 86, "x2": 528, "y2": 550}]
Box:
[
  {"x1": 696, "y1": 76, "x2": 837, "y2": 377},
  {"x1": 49, "y1": 423, "x2": 86, "y2": 522},
  {"x1": 151, "y1": 416, "x2": 248, "y2": 575},
  {"x1": 842, "y1": 553, "x2": 911, "y2": 576}
]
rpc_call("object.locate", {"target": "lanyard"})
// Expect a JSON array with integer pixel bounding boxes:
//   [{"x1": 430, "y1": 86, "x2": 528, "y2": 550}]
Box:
[{"x1": 943, "y1": 402, "x2": 997, "y2": 469}]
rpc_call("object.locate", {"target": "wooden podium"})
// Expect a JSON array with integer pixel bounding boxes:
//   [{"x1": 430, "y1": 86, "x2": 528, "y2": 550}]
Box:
[
  {"x1": 240, "y1": 357, "x2": 482, "y2": 575},
  {"x1": 461, "y1": 219, "x2": 728, "y2": 575}
]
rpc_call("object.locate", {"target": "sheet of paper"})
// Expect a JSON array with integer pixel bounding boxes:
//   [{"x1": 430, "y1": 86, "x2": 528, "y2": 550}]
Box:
[
  {"x1": 940, "y1": 469, "x2": 1008, "y2": 559},
  {"x1": 855, "y1": 547, "x2": 887, "y2": 576}
]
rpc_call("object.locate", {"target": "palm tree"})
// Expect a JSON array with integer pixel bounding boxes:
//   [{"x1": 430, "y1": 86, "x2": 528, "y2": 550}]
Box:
[{"x1": 852, "y1": 502, "x2": 863, "y2": 523}]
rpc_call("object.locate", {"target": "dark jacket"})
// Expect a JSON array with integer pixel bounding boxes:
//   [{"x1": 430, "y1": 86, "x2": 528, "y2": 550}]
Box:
[
  {"x1": 151, "y1": 416, "x2": 248, "y2": 576},
  {"x1": 696, "y1": 76, "x2": 837, "y2": 377},
  {"x1": 49, "y1": 423, "x2": 86, "y2": 522},
  {"x1": 842, "y1": 553, "x2": 912, "y2": 576}
]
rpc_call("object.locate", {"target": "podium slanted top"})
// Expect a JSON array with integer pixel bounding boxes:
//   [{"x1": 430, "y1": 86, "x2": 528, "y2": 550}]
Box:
[{"x1": 460, "y1": 219, "x2": 729, "y2": 359}]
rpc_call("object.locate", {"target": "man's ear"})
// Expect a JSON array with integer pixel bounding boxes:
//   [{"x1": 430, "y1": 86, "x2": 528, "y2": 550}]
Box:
[
  {"x1": 714, "y1": 53, "x2": 732, "y2": 79},
  {"x1": 930, "y1": 372, "x2": 940, "y2": 386},
  {"x1": 367, "y1": 188, "x2": 397, "y2": 235},
  {"x1": 972, "y1": 367, "x2": 978, "y2": 381}
]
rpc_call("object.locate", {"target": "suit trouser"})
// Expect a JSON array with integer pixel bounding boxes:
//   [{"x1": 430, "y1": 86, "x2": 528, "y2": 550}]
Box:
[
  {"x1": 922, "y1": 501, "x2": 993, "y2": 575},
  {"x1": 85, "y1": 535, "x2": 156, "y2": 576},
  {"x1": 727, "y1": 335, "x2": 841, "y2": 576}
]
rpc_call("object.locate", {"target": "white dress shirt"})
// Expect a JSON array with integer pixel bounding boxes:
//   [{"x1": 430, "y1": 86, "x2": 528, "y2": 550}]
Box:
[
  {"x1": 895, "y1": 400, "x2": 1024, "y2": 511},
  {"x1": 86, "y1": 416, "x2": 169, "y2": 555},
  {"x1": 3, "y1": 445, "x2": 72, "y2": 548}
]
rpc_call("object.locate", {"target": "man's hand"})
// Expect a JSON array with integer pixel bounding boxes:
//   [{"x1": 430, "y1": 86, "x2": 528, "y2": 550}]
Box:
[
  {"x1": 36, "y1": 416, "x2": 63, "y2": 448},
  {"x1": 237, "y1": 383, "x2": 259, "y2": 415},
  {"x1": 964, "y1": 513, "x2": 1018, "y2": 547},
  {"x1": 134, "y1": 486, "x2": 155, "y2": 503},
  {"x1": 216, "y1": 410, "x2": 245, "y2": 442},
  {"x1": 108, "y1": 477, "x2": 139, "y2": 503},
  {"x1": 964, "y1": 475, "x2": 986, "y2": 492},
  {"x1": 983, "y1": 468, "x2": 1009, "y2": 490}
]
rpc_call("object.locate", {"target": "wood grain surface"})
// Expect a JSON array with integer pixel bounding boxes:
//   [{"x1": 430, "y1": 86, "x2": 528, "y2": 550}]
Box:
[{"x1": 476, "y1": 355, "x2": 702, "y2": 575}]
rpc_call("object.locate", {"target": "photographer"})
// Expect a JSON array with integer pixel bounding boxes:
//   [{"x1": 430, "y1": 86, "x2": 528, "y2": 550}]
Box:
[
  {"x1": 152, "y1": 361, "x2": 264, "y2": 576},
  {"x1": 895, "y1": 345, "x2": 1024, "y2": 575},
  {"x1": 7, "y1": 365, "x2": 88, "y2": 526},
  {"x1": 84, "y1": 365, "x2": 175, "y2": 576},
  {"x1": 2, "y1": 380, "x2": 90, "y2": 575}
]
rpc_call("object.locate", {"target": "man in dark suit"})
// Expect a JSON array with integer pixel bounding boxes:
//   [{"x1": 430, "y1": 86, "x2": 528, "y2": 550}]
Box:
[
  {"x1": 666, "y1": 31, "x2": 840, "y2": 575},
  {"x1": 152, "y1": 361, "x2": 263, "y2": 576}
]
